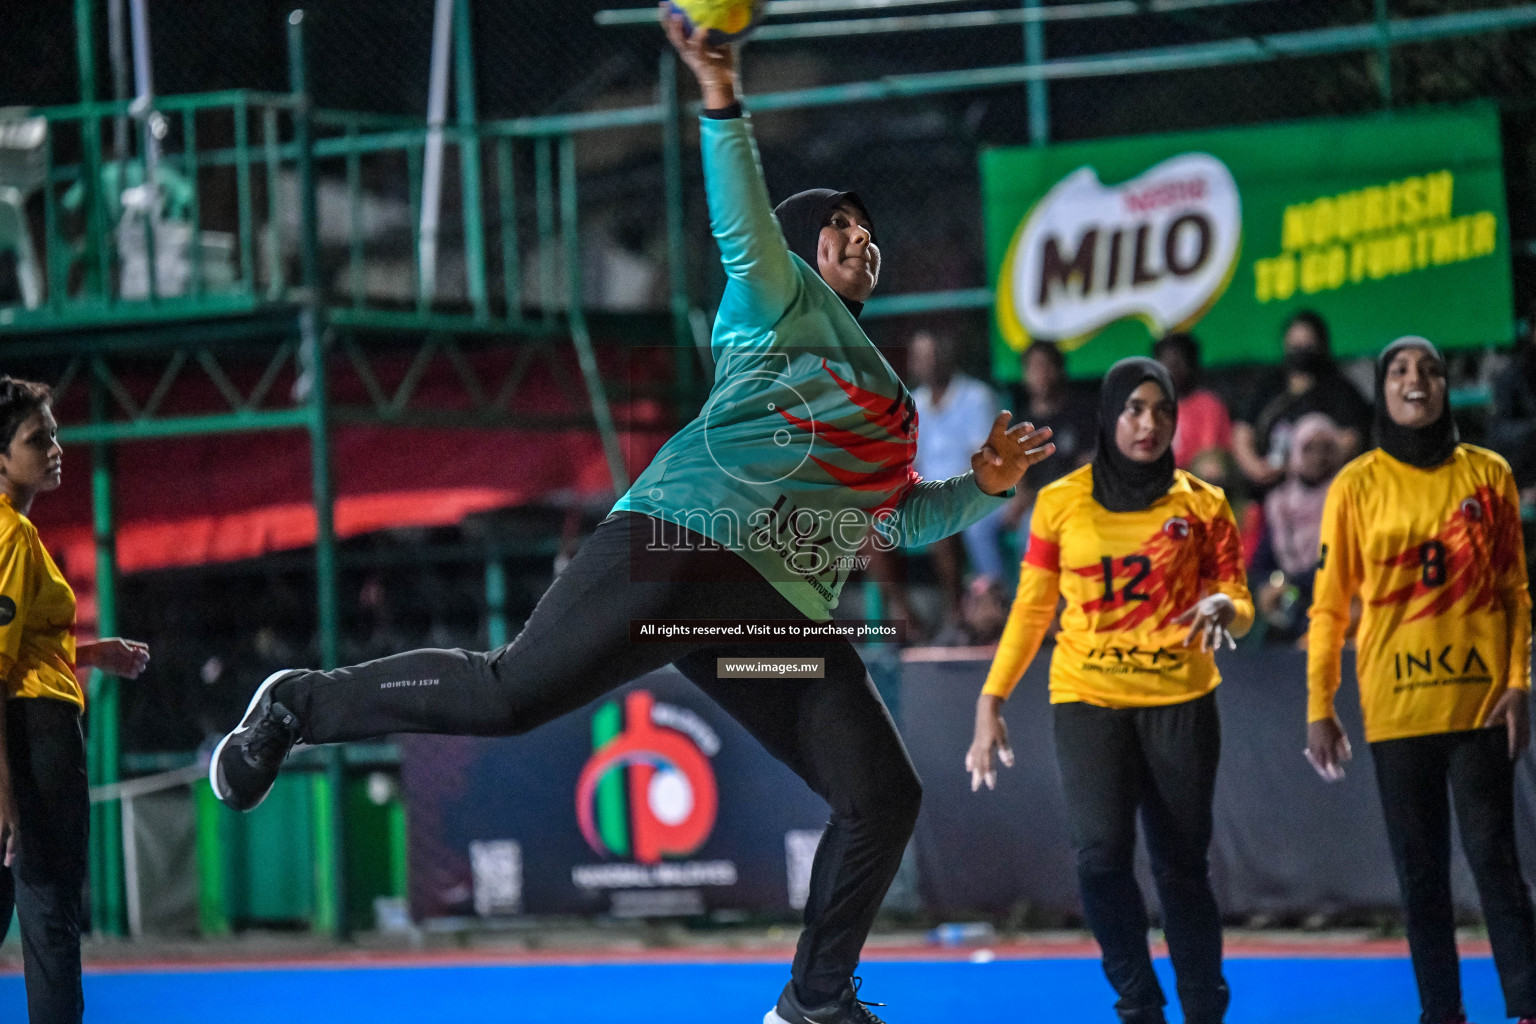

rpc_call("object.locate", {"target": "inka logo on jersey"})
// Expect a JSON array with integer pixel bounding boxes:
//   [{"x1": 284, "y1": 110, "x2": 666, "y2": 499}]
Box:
[
  {"x1": 575, "y1": 690, "x2": 720, "y2": 865},
  {"x1": 1373, "y1": 486, "x2": 1521, "y2": 623}
]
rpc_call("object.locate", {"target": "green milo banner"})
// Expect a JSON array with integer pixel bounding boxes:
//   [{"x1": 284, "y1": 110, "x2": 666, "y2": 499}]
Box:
[{"x1": 984, "y1": 102, "x2": 1514, "y2": 380}]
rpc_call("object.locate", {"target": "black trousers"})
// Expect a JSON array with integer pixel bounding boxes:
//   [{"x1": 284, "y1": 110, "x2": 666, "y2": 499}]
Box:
[
  {"x1": 276, "y1": 512, "x2": 921, "y2": 1002},
  {"x1": 1053, "y1": 692, "x2": 1228, "y2": 1024},
  {"x1": 1372, "y1": 728, "x2": 1536, "y2": 1023},
  {"x1": 0, "y1": 697, "x2": 89, "y2": 1024}
]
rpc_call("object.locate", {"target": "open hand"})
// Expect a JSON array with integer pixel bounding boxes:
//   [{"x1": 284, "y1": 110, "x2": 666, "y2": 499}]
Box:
[
  {"x1": 78, "y1": 638, "x2": 151, "y2": 679},
  {"x1": 1305, "y1": 716, "x2": 1352, "y2": 782},
  {"x1": 972, "y1": 412, "x2": 1055, "y2": 497},
  {"x1": 966, "y1": 694, "x2": 1014, "y2": 792},
  {"x1": 1483, "y1": 688, "x2": 1530, "y2": 760},
  {"x1": 1173, "y1": 594, "x2": 1237, "y2": 653},
  {"x1": 660, "y1": 3, "x2": 739, "y2": 108}
]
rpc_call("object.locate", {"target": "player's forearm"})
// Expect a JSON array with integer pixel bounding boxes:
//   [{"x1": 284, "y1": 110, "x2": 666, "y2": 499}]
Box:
[
  {"x1": 1306, "y1": 608, "x2": 1349, "y2": 721},
  {"x1": 881, "y1": 473, "x2": 1010, "y2": 549},
  {"x1": 1217, "y1": 583, "x2": 1255, "y2": 638},
  {"x1": 982, "y1": 569, "x2": 1058, "y2": 700}
]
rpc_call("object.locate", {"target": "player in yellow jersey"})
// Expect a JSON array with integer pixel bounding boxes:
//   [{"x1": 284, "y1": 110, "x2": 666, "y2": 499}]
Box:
[
  {"x1": 1306, "y1": 338, "x2": 1536, "y2": 1024},
  {"x1": 0, "y1": 378, "x2": 150, "y2": 1024},
  {"x1": 967, "y1": 357, "x2": 1253, "y2": 1024}
]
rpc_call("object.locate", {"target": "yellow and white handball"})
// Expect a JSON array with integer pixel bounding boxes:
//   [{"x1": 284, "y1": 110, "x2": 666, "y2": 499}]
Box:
[{"x1": 668, "y1": 0, "x2": 768, "y2": 43}]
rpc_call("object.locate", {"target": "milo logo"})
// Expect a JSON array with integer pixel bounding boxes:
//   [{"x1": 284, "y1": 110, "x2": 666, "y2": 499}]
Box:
[{"x1": 997, "y1": 153, "x2": 1242, "y2": 351}]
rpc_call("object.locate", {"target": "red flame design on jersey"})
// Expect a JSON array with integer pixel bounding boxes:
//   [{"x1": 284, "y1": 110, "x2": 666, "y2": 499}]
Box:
[
  {"x1": 1068, "y1": 514, "x2": 1242, "y2": 632},
  {"x1": 1372, "y1": 486, "x2": 1521, "y2": 623},
  {"x1": 777, "y1": 360, "x2": 919, "y2": 512}
]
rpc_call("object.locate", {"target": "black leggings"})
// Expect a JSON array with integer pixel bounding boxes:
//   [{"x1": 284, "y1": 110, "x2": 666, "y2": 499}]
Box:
[
  {"x1": 276, "y1": 512, "x2": 921, "y2": 1001},
  {"x1": 1372, "y1": 728, "x2": 1536, "y2": 1023},
  {"x1": 0, "y1": 697, "x2": 89, "y2": 1024},
  {"x1": 1053, "y1": 693, "x2": 1227, "y2": 1024}
]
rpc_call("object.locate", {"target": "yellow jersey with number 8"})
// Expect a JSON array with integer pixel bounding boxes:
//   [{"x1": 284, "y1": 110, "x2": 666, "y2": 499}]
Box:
[{"x1": 1308, "y1": 444, "x2": 1531, "y2": 743}]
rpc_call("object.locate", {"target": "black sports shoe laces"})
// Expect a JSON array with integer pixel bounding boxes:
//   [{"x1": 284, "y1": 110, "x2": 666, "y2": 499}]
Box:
[
  {"x1": 845, "y1": 977, "x2": 887, "y2": 1024},
  {"x1": 241, "y1": 700, "x2": 299, "y2": 769}
]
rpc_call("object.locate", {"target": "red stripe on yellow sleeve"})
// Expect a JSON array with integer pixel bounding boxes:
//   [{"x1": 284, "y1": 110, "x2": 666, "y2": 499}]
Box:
[{"x1": 1023, "y1": 534, "x2": 1060, "y2": 572}]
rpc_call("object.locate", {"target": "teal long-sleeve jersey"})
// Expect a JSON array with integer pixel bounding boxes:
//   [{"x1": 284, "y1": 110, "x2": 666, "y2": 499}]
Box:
[{"x1": 611, "y1": 114, "x2": 1009, "y2": 622}]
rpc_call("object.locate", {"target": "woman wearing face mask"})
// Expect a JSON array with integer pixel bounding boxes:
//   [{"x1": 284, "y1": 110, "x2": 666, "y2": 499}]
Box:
[
  {"x1": 0, "y1": 377, "x2": 150, "y2": 1024},
  {"x1": 1307, "y1": 337, "x2": 1536, "y2": 1024},
  {"x1": 209, "y1": 13, "x2": 1055, "y2": 1024},
  {"x1": 968, "y1": 358, "x2": 1253, "y2": 1024},
  {"x1": 1232, "y1": 310, "x2": 1372, "y2": 493}
]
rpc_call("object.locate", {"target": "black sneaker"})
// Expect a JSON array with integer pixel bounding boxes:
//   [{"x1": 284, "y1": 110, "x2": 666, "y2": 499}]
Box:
[
  {"x1": 209, "y1": 669, "x2": 303, "y2": 811},
  {"x1": 766, "y1": 978, "x2": 888, "y2": 1024}
]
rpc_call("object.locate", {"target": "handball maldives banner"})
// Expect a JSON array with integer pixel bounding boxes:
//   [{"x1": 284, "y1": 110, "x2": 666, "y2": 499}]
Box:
[
  {"x1": 400, "y1": 669, "x2": 830, "y2": 920},
  {"x1": 984, "y1": 102, "x2": 1514, "y2": 378}
]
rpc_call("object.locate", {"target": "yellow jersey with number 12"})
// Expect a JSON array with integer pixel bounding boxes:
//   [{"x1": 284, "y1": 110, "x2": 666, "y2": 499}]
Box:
[
  {"x1": 983, "y1": 465, "x2": 1254, "y2": 708},
  {"x1": 0, "y1": 493, "x2": 82, "y2": 710},
  {"x1": 1308, "y1": 444, "x2": 1531, "y2": 743}
]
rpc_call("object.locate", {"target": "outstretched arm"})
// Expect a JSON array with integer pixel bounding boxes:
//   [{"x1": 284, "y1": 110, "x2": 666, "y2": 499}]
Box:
[
  {"x1": 878, "y1": 415, "x2": 1055, "y2": 548},
  {"x1": 77, "y1": 638, "x2": 150, "y2": 679},
  {"x1": 663, "y1": 8, "x2": 801, "y2": 330}
]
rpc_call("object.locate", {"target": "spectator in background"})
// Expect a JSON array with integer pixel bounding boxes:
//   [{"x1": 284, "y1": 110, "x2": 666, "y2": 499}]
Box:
[
  {"x1": 909, "y1": 330, "x2": 1000, "y2": 628},
  {"x1": 996, "y1": 342, "x2": 1099, "y2": 550},
  {"x1": 1155, "y1": 331, "x2": 1232, "y2": 487},
  {"x1": 1232, "y1": 310, "x2": 1372, "y2": 495},
  {"x1": 1251, "y1": 413, "x2": 1347, "y2": 645},
  {"x1": 1489, "y1": 307, "x2": 1536, "y2": 501}
]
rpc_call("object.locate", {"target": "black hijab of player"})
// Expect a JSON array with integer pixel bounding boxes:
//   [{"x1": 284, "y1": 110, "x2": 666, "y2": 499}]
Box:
[
  {"x1": 773, "y1": 188, "x2": 877, "y2": 318},
  {"x1": 1091, "y1": 356, "x2": 1179, "y2": 513},
  {"x1": 1375, "y1": 335, "x2": 1460, "y2": 470}
]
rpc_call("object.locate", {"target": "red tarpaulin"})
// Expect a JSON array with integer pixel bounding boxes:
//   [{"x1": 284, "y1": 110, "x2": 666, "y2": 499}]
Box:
[{"x1": 27, "y1": 344, "x2": 678, "y2": 627}]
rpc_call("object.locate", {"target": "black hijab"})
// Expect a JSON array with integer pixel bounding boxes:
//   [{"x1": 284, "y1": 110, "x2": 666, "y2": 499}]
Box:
[
  {"x1": 1375, "y1": 336, "x2": 1460, "y2": 469},
  {"x1": 773, "y1": 188, "x2": 877, "y2": 318},
  {"x1": 1091, "y1": 356, "x2": 1179, "y2": 513}
]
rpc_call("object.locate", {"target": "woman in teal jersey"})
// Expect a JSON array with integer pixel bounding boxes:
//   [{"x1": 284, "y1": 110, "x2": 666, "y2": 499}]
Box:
[{"x1": 211, "y1": 15, "x2": 1055, "y2": 1023}]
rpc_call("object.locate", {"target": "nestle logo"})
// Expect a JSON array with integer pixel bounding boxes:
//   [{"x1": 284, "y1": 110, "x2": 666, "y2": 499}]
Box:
[{"x1": 1123, "y1": 177, "x2": 1208, "y2": 214}]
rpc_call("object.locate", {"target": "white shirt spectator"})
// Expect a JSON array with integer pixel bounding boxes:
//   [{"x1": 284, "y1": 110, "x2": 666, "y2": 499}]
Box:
[{"x1": 913, "y1": 373, "x2": 997, "y2": 482}]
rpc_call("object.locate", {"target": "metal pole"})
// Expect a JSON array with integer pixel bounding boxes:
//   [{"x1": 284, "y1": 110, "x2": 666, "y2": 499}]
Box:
[
  {"x1": 289, "y1": 9, "x2": 350, "y2": 941},
  {"x1": 120, "y1": 796, "x2": 142, "y2": 938},
  {"x1": 108, "y1": 0, "x2": 130, "y2": 158},
  {"x1": 419, "y1": 0, "x2": 454, "y2": 302},
  {"x1": 454, "y1": 0, "x2": 490, "y2": 321},
  {"x1": 484, "y1": 554, "x2": 508, "y2": 649},
  {"x1": 559, "y1": 135, "x2": 630, "y2": 494},
  {"x1": 1024, "y1": 0, "x2": 1049, "y2": 146},
  {"x1": 660, "y1": 52, "x2": 696, "y2": 413},
  {"x1": 127, "y1": 0, "x2": 159, "y2": 173},
  {"x1": 88, "y1": 379, "x2": 126, "y2": 937},
  {"x1": 75, "y1": 0, "x2": 106, "y2": 298},
  {"x1": 1375, "y1": 0, "x2": 1393, "y2": 107},
  {"x1": 75, "y1": 0, "x2": 97, "y2": 106}
]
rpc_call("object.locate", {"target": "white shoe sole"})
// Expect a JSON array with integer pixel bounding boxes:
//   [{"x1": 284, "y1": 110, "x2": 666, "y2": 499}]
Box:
[
  {"x1": 763, "y1": 1012, "x2": 794, "y2": 1024},
  {"x1": 208, "y1": 668, "x2": 296, "y2": 809}
]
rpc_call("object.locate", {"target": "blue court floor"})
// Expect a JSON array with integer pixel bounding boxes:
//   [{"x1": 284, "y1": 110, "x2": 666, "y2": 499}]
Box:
[{"x1": 0, "y1": 953, "x2": 1514, "y2": 1023}]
